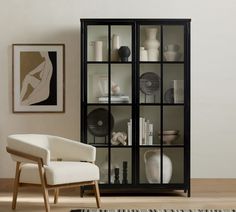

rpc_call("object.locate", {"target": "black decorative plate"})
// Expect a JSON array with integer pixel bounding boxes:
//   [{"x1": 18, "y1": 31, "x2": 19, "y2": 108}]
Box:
[
  {"x1": 87, "y1": 108, "x2": 114, "y2": 137},
  {"x1": 140, "y1": 72, "x2": 160, "y2": 95},
  {"x1": 164, "y1": 88, "x2": 174, "y2": 103}
]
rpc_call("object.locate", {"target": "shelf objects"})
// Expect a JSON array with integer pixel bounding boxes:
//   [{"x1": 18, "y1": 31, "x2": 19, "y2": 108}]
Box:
[
  {"x1": 127, "y1": 119, "x2": 132, "y2": 146},
  {"x1": 140, "y1": 72, "x2": 160, "y2": 103},
  {"x1": 142, "y1": 27, "x2": 160, "y2": 61},
  {"x1": 144, "y1": 149, "x2": 172, "y2": 183},
  {"x1": 114, "y1": 167, "x2": 120, "y2": 184},
  {"x1": 111, "y1": 34, "x2": 120, "y2": 61},
  {"x1": 118, "y1": 46, "x2": 131, "y2": 62},
  {"x1": 93, "y1": 41, "x2": 103, "y2": 61},
  {"x1": 122, "y1": 161, "x2": 128, "y2": 184},
  {"x1": 111, "y1": 132, "x2": 127, "y2": 146},
  {"x1": 164, "y1": 44, "x2": 182, "y2": 61},
  {"x1": 98, "y1": 95, "x2": 129, "y2": 103},
  {"x1": 173, "y1": 80, "x2": 184, "y2": 103},
  {"x1": 87, "y1": 108, "x2": 114, "y2": 143},
  {"x1": 158, "y1": 130, "x2": 180, "y2": 145},
  {"x1": 139, "y1": 117, "x2": 153, "y2": 145},
  {"x1": 164, "y1": 80, "x2": 184, "y2": 104}
]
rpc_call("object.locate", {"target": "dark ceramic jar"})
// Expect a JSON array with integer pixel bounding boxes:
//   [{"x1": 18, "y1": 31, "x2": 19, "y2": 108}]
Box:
[{"x1": 118, "y1": 46, "x2": 131, "y2": 62}]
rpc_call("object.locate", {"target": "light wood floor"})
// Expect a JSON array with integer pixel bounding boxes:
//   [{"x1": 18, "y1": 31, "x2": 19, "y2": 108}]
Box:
[{"x1": 1, "y1": 179, "x2": 236, "y2": 211}]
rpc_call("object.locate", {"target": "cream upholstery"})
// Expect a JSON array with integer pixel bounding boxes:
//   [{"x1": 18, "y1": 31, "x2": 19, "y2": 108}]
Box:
[
  {"x1": 6, "y1": 134, "x2": 101, "y2": 211},
  {"x1": 20, "y1": 161, "x2": 99, "y2": 185}
]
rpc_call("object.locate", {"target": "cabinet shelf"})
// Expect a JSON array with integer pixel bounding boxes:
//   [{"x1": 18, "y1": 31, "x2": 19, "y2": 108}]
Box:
[{"x1": 81, "y1": 18, "x2": 190, "y2": 195}]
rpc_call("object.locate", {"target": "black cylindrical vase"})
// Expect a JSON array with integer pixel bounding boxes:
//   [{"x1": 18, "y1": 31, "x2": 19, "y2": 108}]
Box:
[{"x1": 118, "y1": 46, "x2": 131, "y2": 62}]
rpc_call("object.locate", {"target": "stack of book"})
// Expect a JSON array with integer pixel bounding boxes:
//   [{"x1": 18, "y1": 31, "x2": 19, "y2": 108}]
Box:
[
  {"x1": 139, "y1": 117, "x2": 153, "y2": 145},
  {"x1": 127, "y1": 118, "x2": 153, "y2": 146},
  {"x1": 98, "y1": 95, "x2": 129, "y2": 103}
]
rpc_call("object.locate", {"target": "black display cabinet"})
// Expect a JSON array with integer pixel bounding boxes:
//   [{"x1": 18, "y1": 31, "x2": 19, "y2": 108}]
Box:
[{"x1": 80, "y1": 19, "x2": 191, "y2": 196}]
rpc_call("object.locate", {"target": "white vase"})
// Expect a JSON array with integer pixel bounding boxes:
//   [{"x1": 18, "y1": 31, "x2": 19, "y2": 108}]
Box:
[
  {"x1": 140, "y1": 47, "x2": 148, "y2": 61},
  {"x1": 147, "y1": 49, "x2": 159, "y2": 61},
  {"x1": 94, "y1": 41, "x2": 103, "y2": 61},
  {"x1": 111, "y1": 34, "x2": 120, "y2": 61},
  {"x1": 144, "y1": 28, "x2": 160, "y2": 50},
  {"x1": 144, "y1": 149, "x2": 172, "y2": 183}
]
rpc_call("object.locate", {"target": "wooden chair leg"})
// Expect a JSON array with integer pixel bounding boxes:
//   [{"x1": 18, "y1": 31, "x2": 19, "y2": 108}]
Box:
[
  {"x1": 54, "y1": 188, "x2": 59, "y2": 204},
  {"x1": 12, "y1": 162, "x2": 21, "y2": 210},
  {"x1": 94, "y1": 181, "x2": 101, "y2": 208},
  {"x1": 38, "y1": 162, "x2": 50, "y2": 212}
]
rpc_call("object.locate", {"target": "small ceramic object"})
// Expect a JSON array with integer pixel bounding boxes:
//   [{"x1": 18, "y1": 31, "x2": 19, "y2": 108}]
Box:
[
  {"x1": 158, "y1": 134, "x2": 179, "y2": 145},
  {"x1": 111, "y1": 82, "x2": 121, "y2": 95},
  {"x1": 164, "y1": 44, "x2": 180, "y2": 52},
  {"x1": 144, "y1": 149, "x2": 172, "y2": 183},
  {"x1": 94, "y1": 41, "x2": 103, "y2": 61},
  {"x1": 164, "y1": 51, "x2": 181, "y2": 61},
  {"x1": 118, "y1": 46, "x2": 131, "y2": 62}
]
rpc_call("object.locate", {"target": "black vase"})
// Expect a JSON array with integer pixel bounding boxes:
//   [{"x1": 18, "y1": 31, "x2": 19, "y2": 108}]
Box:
[{"x1": 118, "y1": 46, "x2": 131, "y2": 62}]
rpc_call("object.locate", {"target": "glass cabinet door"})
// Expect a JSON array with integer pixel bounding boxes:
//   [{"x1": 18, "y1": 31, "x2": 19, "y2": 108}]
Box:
[{"x1": 85, "y1": 23, "x2": 134, "y2": 185}]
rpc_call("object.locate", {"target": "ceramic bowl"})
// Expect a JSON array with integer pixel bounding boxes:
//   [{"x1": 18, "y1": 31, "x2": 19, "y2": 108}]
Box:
[
  {"x1": 158, "y1": 134, "x2": 179, "y2": 145},
  {"x1": 165, "y1": 44, "x2": 180, "y2": 52},
  {"x1": 164, "y1": 51, "x2": 181, "y2": 61},
  {"x1": 162, "y1": 130, "x2": 179, "y2": 135}
]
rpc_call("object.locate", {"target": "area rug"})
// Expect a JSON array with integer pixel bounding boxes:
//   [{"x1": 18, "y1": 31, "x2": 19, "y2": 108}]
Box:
[{"x1": 71, "y1": 210, "x2": 236, "y2": 212}]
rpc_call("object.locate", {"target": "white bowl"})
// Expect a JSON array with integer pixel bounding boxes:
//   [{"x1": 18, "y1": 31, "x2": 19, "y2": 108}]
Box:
[{"x1": 164, "y1": 51, "x2": 181, "y2": 61}]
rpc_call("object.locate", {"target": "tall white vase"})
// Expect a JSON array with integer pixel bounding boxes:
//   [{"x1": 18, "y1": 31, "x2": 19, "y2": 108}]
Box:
[
  {"x1": 144, "y1": 149, "x2": 172, "y2": 183},
  {"x1": 144, "y1": 28, "x2": 160, "y2": 50},
  {"x1": 111, "y1": 34, "x2": 120, "y2": 61},
  {"x1": 94, "y1": 41, "x2": 103, "y2": 61}
]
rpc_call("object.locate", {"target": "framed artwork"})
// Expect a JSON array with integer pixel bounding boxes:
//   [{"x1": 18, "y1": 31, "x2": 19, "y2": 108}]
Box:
[{"x1": 12, "y1": 44, "x2": 65, "y2": 112}]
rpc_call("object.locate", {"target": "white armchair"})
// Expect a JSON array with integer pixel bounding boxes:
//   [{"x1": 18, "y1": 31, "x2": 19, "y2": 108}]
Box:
[{"x1": 6, "y1": 134, "x2": 101, "y2": 212}]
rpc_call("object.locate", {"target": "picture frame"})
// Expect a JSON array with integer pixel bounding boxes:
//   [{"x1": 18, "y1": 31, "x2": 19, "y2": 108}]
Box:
[{"x1": 12, "y1": 44, "x2": 65, "y2": 113}]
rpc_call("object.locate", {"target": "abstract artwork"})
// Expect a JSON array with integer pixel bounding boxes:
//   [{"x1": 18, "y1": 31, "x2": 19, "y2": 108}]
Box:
[{"x1": 12, "y1": 44, "x2": 65, "y2": 112}]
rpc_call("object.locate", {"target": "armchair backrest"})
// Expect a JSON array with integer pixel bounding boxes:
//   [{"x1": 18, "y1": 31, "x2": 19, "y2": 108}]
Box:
[
  {"x1": 7, "y1": 134, "x2": 96, "y2": 165},
  {"x1": 7, "y1": 134, "x2": 51, "y2": 165}
]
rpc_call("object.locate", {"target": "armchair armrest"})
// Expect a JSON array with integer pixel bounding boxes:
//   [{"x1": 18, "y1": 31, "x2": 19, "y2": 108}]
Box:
[
  {"x1": 7, "y1": 135, "x2": 50, "y2": 165},
  {"x1": 49, "y1": 136, "x2": 96, "y2": 162}
]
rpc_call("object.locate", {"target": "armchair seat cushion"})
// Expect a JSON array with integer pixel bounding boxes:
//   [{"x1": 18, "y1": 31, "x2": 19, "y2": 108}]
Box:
[{"x1": 20, "y1": 161, "x2": 99, "y2": 185}]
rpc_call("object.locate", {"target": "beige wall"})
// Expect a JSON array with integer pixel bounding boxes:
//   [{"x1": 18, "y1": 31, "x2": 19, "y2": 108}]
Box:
[{"x1": 1, "y1": 0, "x2": 236, "y2": 178}]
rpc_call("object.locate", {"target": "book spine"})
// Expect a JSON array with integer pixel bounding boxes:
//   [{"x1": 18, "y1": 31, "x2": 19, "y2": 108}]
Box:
[
  {"x1": 142, "y1": 118, "x2": 145, "y2": 145},
  {"x1": 146, "y1": 120, "x2": 150, "y2": 145},
  {"x1": 139, "y1": 117, "x2": 143, "y2": 146},
  {"x1": 127, "y1": 119, "x2": 132, "y2": 146},
  {"x1": 144, "y1": 121, "x2": 147, "y2": 145},
  {"x1": 148, "y1": 124, "x2": 153, "y2": 145}
]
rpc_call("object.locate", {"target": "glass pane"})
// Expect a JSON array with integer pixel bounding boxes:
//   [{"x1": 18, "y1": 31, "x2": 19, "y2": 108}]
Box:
[
  {"x1": 163, "y1": 25, "x2": 184, "y2": 62},
  {"x1": 96, "y1": 148, "x2": 109, "y2": 184},
  {"x1": 111, "y1": 64, "x2": 132, "y2": 104},
  {"x1": 87, "y1": 106, "x2": 109, "y2": 146},
  {"x1": 163, "y1": 148, "x2": 184, "y2": 184},
  {"x1": 111, "y1": 25, "x2": 132, "y2": 62},
  {"x1": 110, "y1": 148, "x2": 132, "y2": 184},
  {"x1": 140, "y1": 64, "x2": 161, "y2": 104},
  {"x1": 140, "y1": 106, "x2": 160, "y2": 146},
  {"x1": 110, "y1": 106, "x2": 131, "y2": 146},
  {"x1": 163, "y1": 106, "x2": 184, "y2": 145},
  {"x1": 87, "y1": 25, "x2": 108, "y2": 61},
  {"x1": 87, "y1": 64, "x2": 108, "y2": 103},
  {"x1": 163, "y1": 64, "x2": 184, "y2": 104},
  {"x1": 139, "y1": 147, "x2": 161, "y2": 184},
  {"x1": 140, "y1": 25, "x2": 161, "y2": 62}
]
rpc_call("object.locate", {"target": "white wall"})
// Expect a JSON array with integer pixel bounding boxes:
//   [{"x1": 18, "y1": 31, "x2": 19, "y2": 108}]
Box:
[{"x1": 1, "y1": 0, "x2": 236, "y2": 178}]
